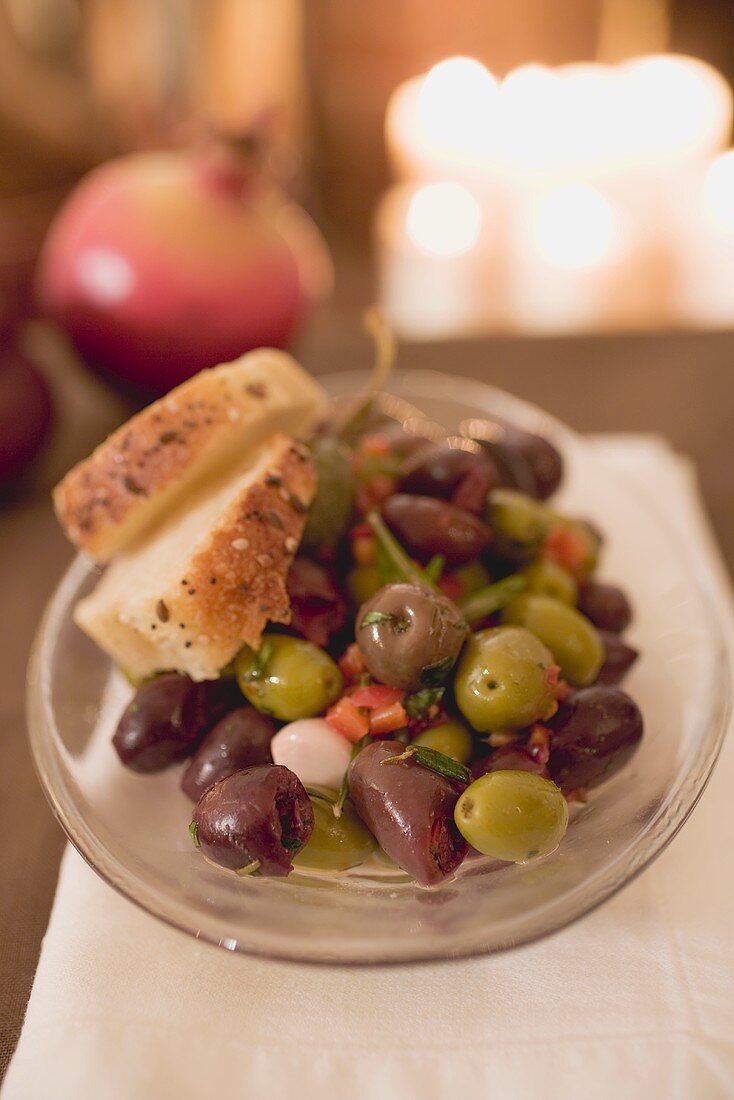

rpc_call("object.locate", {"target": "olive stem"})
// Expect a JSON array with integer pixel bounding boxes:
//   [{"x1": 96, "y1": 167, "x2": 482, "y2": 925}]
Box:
[
  {"x1": 234, "y1": 860, "x2": 261, "y2": 877},
  {"x1": 366, "y1": 511, "x2": 434, "y2": 589},
  {"x1": 335, "y1": 307, "x2": 396, "y2": 442},
  {"x1": 458, "y1": 575, "x2": 527, "y2": 622}
]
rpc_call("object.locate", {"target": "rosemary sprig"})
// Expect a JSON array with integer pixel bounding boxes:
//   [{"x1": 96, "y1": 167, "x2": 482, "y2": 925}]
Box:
[
  {"x1": 188, "y1": 820, "x2": 200, "y2": 849},
  {"x1": 234, "y1": 860, "x2": 261, "y2": 877},
  {"x1": 457, "y1": 574, "x2": 526, "y2": 622},
  {"x1": 366, "y1": 511, "x2": 434, "y2": 589},
  {"x1": 379, "y1": 744, "x2": 471, "y2": 785}
]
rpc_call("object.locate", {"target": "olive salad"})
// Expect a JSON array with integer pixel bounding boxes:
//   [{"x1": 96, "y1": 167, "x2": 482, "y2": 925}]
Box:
[{"x1": 113, "y1": 410, "x2": 643, "y2": 885}]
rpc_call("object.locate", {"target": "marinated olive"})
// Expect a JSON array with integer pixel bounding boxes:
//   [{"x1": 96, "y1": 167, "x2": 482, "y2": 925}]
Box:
[
  {"x1": 235, "y1": 634, "x2": 343, "y2": 721},
  {"x1": 413, "y1": 719, "x2": 473, "y2": 764},
  {"x1": 486, "y1": 489, "x2": 550, "y2": 563},
  {"x1": 578, "y1": 581, "x2": 632, "y2": 634},
  {"x1": 473, "y1": 420, "x2": 563, "y2": 499},
  {"x1": 348, "y1": 740, "x2": 468, "y2": 885},
  {"x1": 181, "y1": 706, "x2": 275, "y2": 801},
  {"x1": 301, "y1": 436, "x2": 354, "y2": 553},
  {"x1": 294, "y1": 789, "x2": 376, "y2": 871},
  {"x1": 398, "y1": 443, "x2": 496, "y2": 514},
  {"x1": 113, "y1": 673, "x2": 240, "y2": 773},
  {"x1": 357, "y1": 582, "x2": 468, "y2": 692},
  {"x1": 502, "y1": 595, "x2": 603, "y2": 687},
  {"x1": 547, "y1": 685, "x2": 643, "y2": 791},
  {"x1": 454, "y1": 626, "x2": 556, "y2": 733},
  {"x1": 286, "y1": 556, "x2": 347, "y2": 647},
  {"x1": 471, "y1": 745, "x2": 549, "y2": 780},
  {"x1": 454, "y1": 771, "x2": 568, "y2": 861},
  {"x1": 596, "y1": 631, "x2": 639, "y2": 685},
  {"x1": 521, "y1": 559, "x2": 578, "y2": 606},
  {"x1": 193, "y1": 765, "x2": 314, "y2": 876},
  {"x1": 382, "y1": 494, "x2": 492, "y2": 567},
  {"x1": 347, "y1": 564, "x2": 383, "y2": 606}
]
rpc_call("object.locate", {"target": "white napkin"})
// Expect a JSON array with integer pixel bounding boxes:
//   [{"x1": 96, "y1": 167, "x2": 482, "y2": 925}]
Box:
[{"x1": 4, "y1": 437, "x2": 734, "y2": 1100}]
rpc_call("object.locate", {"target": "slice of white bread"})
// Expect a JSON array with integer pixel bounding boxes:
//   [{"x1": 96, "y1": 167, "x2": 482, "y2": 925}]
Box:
[
  {"x1": 54, "y1": 349, "x2": 328, "y2": 562},
  {"x1": 74, "y1": 434, "x2": 316, "y2": 681}
]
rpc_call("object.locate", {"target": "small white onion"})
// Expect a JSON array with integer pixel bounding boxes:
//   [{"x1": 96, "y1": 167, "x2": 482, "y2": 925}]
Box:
[{"x1": 271, "y1": 718, "x2": 351, "y2": 789}]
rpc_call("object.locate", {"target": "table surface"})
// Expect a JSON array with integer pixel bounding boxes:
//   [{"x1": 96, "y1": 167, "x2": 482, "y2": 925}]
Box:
[{"x1": 1, "y1": 325, "x2": 732, "y2": 1081}]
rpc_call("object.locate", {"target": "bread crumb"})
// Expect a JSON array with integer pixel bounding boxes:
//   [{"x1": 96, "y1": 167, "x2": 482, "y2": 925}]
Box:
[{"x1": 232, "y1": 538, "x2": 250, "y2": 550}]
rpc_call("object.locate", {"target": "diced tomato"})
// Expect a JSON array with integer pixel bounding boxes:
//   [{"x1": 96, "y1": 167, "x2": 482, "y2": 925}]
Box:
[
  {"x1": 438, "y1": 573, "x2": 463, "y2": 601},
  {"x1": 543, "y1": 525, "x2": 589, "y2": 576},
  {"x1": 360, "y1": 434, "x2": 391, "y2": 458},
  {"x1": 565, "y1": 787, "x2": 589, "y2": 804},
  {"x1": 553, "y1": 678, "x2": 572, "y2": 702},
  {"x1": 349, "y1": 522, "x2": 372, "y2": 542},
  {"x1": 353, "y1": 535, "x2": 377, "y2": 567},
  {"x1": 349, "y1": 683, "x2": 404, "y2": 709},
  {"x1": 326, "y1": 697, "x2": 371, "y2": 742},
  {"x1": 339, "y1": 643, "x2": 366, "y2": 681},
  {"x1": 369, "y1": 701, "x2": 409, "y2": 735},
  {"x1": 545, "y1": 663, "x2": 561, "y2": 689}
]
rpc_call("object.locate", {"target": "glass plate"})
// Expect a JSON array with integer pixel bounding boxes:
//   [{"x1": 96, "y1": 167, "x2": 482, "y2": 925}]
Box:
[{"x1": 27, "y1": 369, "x2": 731, "y2": 964}]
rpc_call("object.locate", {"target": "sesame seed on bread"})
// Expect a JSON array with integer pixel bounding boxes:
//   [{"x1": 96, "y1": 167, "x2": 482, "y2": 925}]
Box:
[{"x1": 54, "y1": 348, "x2": 328, "y2": 562}]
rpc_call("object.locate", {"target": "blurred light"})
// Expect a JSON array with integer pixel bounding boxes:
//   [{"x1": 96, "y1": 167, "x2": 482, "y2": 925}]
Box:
[
  {"x1": 498, "y1": 65, "x2": 562, "y2": 168},
  {"x1": 621, "y1": 55, "x2": 733, "y2": 164},
  {"x1": 406, "y1": 182, "x2": 482, "y2": 257},
  {"x1": 76, "y1": 249, "x2": 135, "y2": 303},
  {"x1": 415, "y1": 57, "x2": 499, "y2": 157},
  {"x1": 530, "y1": 185, "x2": 617, "y2": 270},
  {"x1": 701, "y1": 150, "x2": 734, "y2": 233}
]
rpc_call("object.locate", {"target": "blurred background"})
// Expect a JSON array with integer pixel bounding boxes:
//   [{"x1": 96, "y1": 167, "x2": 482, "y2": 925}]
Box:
[{"x1": 2, "y1": 0, "x2": 734, "y2": 522}]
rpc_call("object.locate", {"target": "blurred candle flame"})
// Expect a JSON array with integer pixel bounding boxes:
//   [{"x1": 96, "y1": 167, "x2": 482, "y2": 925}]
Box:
[{"x1": 405, "y1": 181, "x2": 482, "y2": 257}]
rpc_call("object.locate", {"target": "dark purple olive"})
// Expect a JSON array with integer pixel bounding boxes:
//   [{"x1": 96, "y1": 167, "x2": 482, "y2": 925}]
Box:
[
  {"x1": 193, "y1": 765, "x2": 314, "y2": 876},
  {"x1": 181, "y1": 706, "x2": 276, "y2": 800},
  {"x1": 578, "y1": 582, "x2": 632, "y2": 633},
  {"x1": 548, "y1": 686, "x2": 643, "y2": 791},
  {"x1": 357, "y1": 582, "x2": 468, "y2": 692},
  {"x1": 349, "y1": 740, "x2": 468, "y2": 886},
  {"x1": 596, "y1": 631, "x2": 639, "y2": 685},
  {"x1": 382, "y1": 494, "x2": 492, "y2": 566},
  {"x1": 398, "y1": 444, "x2": 497, "y2": 514},
  {"x1": 471, "y1": 745, "x2": 549, "y2": 780},
  {"x1": 113, "y1": 674, "x2": 241, "y2": 773},
  {"x1": 473, "y1": 420, "x2": 562, "y2": 500},
  {"x1": 286, "y1": 556, "x2": 347, "y2": 647}
]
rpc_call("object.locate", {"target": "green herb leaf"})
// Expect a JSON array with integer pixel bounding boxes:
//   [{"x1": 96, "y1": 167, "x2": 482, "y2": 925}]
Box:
[
  {"x1": 360, "y1": 609, "x2": 396, "y2": 629},
  {"x1": 188, "y1": 820, "x2": 200, "y2": 849},
  {"x1": 424, "y1": 554, "x2": 445, "y2": 584},
  {"x1": 334, "y1": 734, "x2": 372, "y2": 818},
  {"x1": 379, "y1": 744, "x2": 470, "y2": 784},
  {"x1": 457, "y1": 575, "x2": 527, "y2": 622},
  {"x1": 394, "y1": 617, "x2": 411, "y2": 633},
  {"x1": 404, "y1": 686, "x2": 445, "y2": 719},
  {"x1": 419, "y1": 655, "x2": 454, "y2": 686},
  {"x1": 281, "y1": 836, "x2": 302, "y2": 852}
]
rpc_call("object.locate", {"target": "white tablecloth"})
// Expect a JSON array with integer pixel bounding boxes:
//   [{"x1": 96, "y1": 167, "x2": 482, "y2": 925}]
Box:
[{"x1": 4, "y1": 437, "x2": 734, "y2": 1100}]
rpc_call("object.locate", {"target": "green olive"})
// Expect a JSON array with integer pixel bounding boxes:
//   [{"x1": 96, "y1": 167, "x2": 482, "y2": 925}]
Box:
[
  {"x1": 413, "y1": 719, "x2": 473, "y2": 764},
  {"x1": 347, "y1": 564, "x2": 383, "y2": 606},
  {"x1": 294, "y1": 790, "x2": 376, "y2": 872},
  {"x1": 301, "y1": 436, "x2": 354, "y2": 553},
  {"x1": 451, "y1": 561, "x2": 492, "y2": 597},
  {"x1": 521, "y1": 559, "x2": 578, "y2": 606},
  {"x1": 502, "y1": 594, "x2": 603, "y2": 686},
  {"x1": 454, "y1": 770, "x2": 568, "y2": 862},
  {"x1": 486, "y1": 488, "x2": 550, "y2": 562},
  {"x1": 235, "y1": 634, "x2": 343, "y2": 721},
  {"x1": 454, "y1": 626, "x2": 555, "y2": 733}
]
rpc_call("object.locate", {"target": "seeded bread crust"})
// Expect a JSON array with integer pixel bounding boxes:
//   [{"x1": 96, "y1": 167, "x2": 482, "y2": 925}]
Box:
[
  {"x1": 73, "y1": 436, "x2": 317, "y2": 681},
  {"x1": 54, "y1": 349, "x2": 327, "y2": 562}
]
